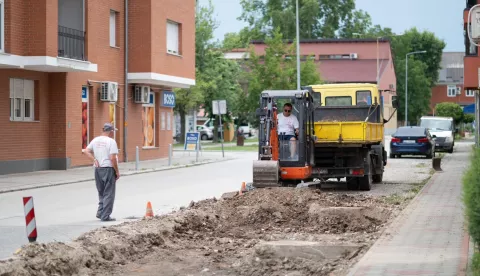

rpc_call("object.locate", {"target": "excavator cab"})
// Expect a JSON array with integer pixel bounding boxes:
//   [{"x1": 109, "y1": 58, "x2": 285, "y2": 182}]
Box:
[{"x1": 252, "y1": 89, "x2": 316, "y2": 188}]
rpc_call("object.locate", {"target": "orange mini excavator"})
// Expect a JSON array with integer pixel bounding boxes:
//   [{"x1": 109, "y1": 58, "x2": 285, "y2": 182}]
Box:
[{"x1": 252, "y1": 89, "x2": 316, "y2": 188}]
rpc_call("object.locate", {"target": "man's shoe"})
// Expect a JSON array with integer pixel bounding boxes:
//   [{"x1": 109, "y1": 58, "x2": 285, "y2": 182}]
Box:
[
  {"x1": 96, "y1": 214, "x2": 101, "y2": 219},
  {"x1": 101, "y1": 217, "x2": 116, "y2": 222}
]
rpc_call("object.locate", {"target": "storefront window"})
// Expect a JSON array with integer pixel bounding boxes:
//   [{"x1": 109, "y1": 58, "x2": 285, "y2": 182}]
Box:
[{"x1": 142, "y1": 92, "x2": 155, "y2": 147}]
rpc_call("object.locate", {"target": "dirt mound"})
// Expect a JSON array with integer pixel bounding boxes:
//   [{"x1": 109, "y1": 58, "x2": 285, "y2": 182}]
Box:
[{"x1": 0, "y1": 188, "x2": 394, "y2": 276}]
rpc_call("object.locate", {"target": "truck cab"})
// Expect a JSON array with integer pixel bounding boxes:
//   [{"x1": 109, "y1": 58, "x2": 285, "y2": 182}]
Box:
[{"x1": 419, "y1": 116, "x2": 455, "y2": 153}]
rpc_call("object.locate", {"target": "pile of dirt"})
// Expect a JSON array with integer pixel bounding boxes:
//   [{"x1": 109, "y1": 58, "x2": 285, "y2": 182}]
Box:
[{"x1": 0, "y1": 188, "x2": 396, "y2": 276}]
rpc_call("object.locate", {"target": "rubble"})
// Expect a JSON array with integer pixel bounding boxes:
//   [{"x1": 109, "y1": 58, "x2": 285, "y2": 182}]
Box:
[{"x1": 0, "y1": 188, "x2": 400, "y2": 276}]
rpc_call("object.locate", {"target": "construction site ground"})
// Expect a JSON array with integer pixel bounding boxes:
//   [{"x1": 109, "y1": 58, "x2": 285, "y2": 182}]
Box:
[{"x1": 0, "y1": 153, "x2": 436, "y2": 276}]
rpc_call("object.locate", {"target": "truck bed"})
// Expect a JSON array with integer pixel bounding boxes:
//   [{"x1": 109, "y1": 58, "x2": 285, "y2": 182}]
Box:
[{"x1": 313, "y1": 121, "x2": 383, "y2": 144}]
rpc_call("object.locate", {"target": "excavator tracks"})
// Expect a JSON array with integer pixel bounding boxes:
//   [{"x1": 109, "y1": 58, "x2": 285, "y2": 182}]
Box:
[{"x1": 252, "y1": 160, "x2": 281, "y2": 188}]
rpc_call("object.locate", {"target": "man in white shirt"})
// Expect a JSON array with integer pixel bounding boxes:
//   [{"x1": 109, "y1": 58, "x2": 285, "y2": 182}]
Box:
[
  {"x1": 277, "y1": 103, "x2": 299, "y2": 159},
  {"x1": 83, "y1": 123, "x2": 120, "y2": 222}
]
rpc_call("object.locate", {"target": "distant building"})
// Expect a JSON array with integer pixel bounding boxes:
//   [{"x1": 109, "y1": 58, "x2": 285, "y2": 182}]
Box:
[
  {"x1": 430, "y1": 52, "x2": 470, "y2": 115},
  {"x1": 224, "y1": 38, "x2": 398, "y2": 134}
]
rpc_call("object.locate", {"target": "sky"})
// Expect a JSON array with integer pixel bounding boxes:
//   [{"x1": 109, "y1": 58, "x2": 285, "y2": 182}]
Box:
[{"x1": 198, "y1": 0, "x2": 465, "y2": 52}]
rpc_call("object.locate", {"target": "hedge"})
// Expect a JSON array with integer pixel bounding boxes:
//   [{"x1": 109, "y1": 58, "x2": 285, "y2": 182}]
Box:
[{"x1": 462, "y1": 146, "x2": 480, "y2": 273}]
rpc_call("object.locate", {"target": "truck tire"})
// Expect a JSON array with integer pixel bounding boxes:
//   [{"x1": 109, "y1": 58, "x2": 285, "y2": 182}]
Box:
[
  {"x1": 372, "y1": 173, "x2": 383, "y2": 183},
  {"x1": 358, "y1": 157, "x2": 372, "y2": 191}
]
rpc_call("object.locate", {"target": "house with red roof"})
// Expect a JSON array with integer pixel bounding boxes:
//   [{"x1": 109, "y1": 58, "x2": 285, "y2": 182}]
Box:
[{"x1": 224, "y1": 38, "x2": 398, "y2": 134}]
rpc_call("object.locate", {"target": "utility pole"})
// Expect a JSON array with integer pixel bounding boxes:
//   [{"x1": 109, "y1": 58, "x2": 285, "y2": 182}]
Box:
[
  {"x1": 296, "y1": 0, "x2": 300, "y2": 90},
  {"x1": 405, "y1": 50, "x2": 427, "y2": 126}
]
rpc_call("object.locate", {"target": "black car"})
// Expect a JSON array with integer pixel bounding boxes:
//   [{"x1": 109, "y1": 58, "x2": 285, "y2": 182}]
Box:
[{"x1": 390, "y1": 126, "x2": 436, "y2": 159}]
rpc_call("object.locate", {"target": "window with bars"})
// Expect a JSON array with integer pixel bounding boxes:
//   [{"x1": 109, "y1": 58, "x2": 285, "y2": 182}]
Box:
[{"x1": 10, "y1": 78, "x2": 34, "y2": 121}]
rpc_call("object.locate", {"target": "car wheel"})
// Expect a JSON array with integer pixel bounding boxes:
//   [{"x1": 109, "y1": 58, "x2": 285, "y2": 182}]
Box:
[
  {"x1": 389, "y1": 153, "x2": 395, "y2": 159},
  {"x1": 201, "y1": 134, "x2": 208, "y2": 140},
  {"x1": 426, "y1": 152, "x2": 433, "y2": 159}
]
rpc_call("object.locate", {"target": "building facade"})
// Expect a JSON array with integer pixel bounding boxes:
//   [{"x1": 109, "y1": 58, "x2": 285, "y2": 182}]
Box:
[
  {"x1": 429, "y1": 52, "x2": 470, "y2": 114},
  {"x1": 0, "y1": 0, "x2": 196, "y2": 175},
  {"x1": 225, "y1": 38, "x2": 398, "y2": 134}
]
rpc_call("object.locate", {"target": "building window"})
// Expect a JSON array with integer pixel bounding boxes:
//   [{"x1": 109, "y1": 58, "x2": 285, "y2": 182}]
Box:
[
  {"x1": 10, "y1": 78, "x2": 34, "y2": 122},
  {"x1": 447, "y1": 85, "x2": 457, "y2": 97},
  {"x1": 109, "y1": 10, "x2": 118, "y2": 47},
  {"x1": 0, "y1": 0, "x2": 4, "y2": 52},
  {"x1": 466, "y1": 89, "x2": 475, "y2": 97},
  {"x1": 142, "y1": 92, "x2": 155, "y2": 148},
  {"x1": 167, "y1": 20, "x2": 180, "y2": 54}
]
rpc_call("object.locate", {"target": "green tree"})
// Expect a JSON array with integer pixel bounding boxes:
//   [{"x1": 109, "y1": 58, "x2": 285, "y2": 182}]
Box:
[
  {"x1": 464, "y1": 113, "x2": 475, "y2": 124},
  {"x1": 238, "y1": 0, "x2": 363, "y2": 40},
  {"x1": 244, "y1": 29, "x2": 322, "y2": 126},
  {"x1": 435, "y1": 102, "x2": 464, "y2": 124}
]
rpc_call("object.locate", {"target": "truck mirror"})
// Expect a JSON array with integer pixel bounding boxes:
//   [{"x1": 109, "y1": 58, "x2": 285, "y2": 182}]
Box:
[{"x1": 392, "y1": 96, "x2": 399, "y2": 109}]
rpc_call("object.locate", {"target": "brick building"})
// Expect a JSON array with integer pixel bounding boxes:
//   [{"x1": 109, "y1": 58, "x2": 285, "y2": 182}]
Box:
[
  {"x1": 225, "y1": 38, "x2": 398, "y2": 134},
  {"x1": 429, "y1": 52, "x2": 470, "y2": 115},
  {"x1": 0, "y1": 0, "x2": 196, "y2": 175}
]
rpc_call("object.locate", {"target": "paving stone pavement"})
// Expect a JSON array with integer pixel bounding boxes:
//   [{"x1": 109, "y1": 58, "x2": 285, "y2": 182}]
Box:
[{"x1": 347, "y1": 141, "x2": 473, "y2": 276}]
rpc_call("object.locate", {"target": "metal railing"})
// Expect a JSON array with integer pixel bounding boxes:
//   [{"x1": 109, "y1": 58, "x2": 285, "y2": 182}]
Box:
[{"x1": 58, "y1": 25, "x2": 86, "y2": 61}]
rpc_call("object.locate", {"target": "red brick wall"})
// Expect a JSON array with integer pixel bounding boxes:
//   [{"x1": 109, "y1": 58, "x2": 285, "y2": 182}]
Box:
[
  {"x1": 0, "y1": 70, "x2": 50, "y2": 161},
  {"x1": 127, "y1": 0, "x2": 196, "y2": 80},
  {"x1": 430, "y1": 84, "x2": 473, "y2": 111}
]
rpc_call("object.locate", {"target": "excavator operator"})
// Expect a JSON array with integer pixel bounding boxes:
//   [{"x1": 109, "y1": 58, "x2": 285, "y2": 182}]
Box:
[{"x1": 277, "y1": 103, "x2": 299, "y2": 159}]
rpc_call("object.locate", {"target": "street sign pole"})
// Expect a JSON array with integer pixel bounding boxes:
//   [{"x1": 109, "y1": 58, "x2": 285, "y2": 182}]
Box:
[
  {"x1": 213, "y1": 100, "x2": 227, "y2": 158},
  {"x1": 218, "y1": 101, "x2": 224, "y2": 158}
]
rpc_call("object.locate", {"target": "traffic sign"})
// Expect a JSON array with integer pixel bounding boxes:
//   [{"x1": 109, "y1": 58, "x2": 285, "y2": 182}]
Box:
[{"x1": 212, "y1": 100, "x2": 227, "y2": 115}]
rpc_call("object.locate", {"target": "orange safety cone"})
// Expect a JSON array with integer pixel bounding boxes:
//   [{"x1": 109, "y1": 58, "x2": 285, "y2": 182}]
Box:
[
  {"x1": 239, "y1": 182, "x2": 246, "y2": 195},
  {"x1": 145, "y1": 201, "x2": 154, "y2": 218}
]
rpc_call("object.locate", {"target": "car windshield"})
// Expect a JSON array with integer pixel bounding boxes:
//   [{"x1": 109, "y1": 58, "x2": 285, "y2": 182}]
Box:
[
  {"x1": 394, "y1": 127, "x2": 426, "y2": 137},
  {"x1": 420, "y1": 119, "x2": 452, "y2": 131}
]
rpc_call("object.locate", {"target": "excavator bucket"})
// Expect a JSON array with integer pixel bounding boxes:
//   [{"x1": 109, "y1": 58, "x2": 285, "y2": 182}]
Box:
[{"x1": 252, "y1": 160, "x2": 280, "y2": 188}]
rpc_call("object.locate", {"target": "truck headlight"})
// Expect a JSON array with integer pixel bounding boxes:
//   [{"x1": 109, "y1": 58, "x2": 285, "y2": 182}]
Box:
[{"x1": 445, "y1": 136, "x2": 453, "y2": 142}]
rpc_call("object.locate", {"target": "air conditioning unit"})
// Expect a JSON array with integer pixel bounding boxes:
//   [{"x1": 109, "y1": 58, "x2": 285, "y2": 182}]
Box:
[
  {"x1": 350, "y1": 53, "x2": 358, "y2": 59},
  {"x1": 99, "y1": 82, "x2": 118, "y2": 102},
  {"x1": 134, "y1": 85, "x2": 150, "y2": 104}
]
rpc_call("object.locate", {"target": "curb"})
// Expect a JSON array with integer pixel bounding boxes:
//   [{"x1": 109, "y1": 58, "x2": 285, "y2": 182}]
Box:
[{"x1": 0, "y1": 158, "x2": 236, "y2": 194}]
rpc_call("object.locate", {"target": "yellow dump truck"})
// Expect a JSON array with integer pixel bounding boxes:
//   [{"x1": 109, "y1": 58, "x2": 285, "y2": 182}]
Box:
[{"x1": 305, "y1": 83, "x2": 398, "y2": 190}]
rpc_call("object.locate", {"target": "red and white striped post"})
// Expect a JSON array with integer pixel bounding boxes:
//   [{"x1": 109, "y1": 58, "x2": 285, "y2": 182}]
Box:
[{"x1": 23, "y1": 196, "x2": 37, "y2": 242}]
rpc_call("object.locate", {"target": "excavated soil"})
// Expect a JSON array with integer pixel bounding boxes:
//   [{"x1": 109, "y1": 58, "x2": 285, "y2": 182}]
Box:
[{"x1": 0, "y1": 188, "x2": 399, "y2": 276}]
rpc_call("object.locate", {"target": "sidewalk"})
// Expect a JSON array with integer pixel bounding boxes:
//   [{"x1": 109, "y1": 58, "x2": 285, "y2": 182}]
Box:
[
  {"x1": 348, "y1": 142, "x2": 472, "y2": 276},
  {"x1": 0, "y1": 151, "x2": 239, "y2": 194}
]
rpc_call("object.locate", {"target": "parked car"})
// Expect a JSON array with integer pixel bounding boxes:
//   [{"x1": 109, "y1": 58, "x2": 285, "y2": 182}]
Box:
[
  {"x1": 390, "y1": 126, "x2": 436, "y2": 159},
  {"x1": 419, "y1": 116, "x2": 455, "y2": 153},
  {"x1": 196, "y1": 125, "x2": 213, "y2": 140}
]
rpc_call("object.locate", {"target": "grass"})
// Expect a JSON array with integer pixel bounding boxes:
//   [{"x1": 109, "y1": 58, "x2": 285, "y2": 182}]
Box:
[
  {"x1": 384, "y1": 169, "x2": 434, "y2": 205},
  {"x1": 202, "y1": 145, "x2": 258, "y2": 152}
]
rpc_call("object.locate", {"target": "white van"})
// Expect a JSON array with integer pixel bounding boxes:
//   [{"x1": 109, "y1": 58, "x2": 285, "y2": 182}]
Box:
[{"x1": 419, "y1": 116, "x2": 455, "y2": 153}]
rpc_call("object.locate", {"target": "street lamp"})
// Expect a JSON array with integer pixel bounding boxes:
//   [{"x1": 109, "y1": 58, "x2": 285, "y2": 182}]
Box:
[
  {"x1": 405, "y1": 50, "x2": 427, "y2": 126},
  {"x1": 295, "y1": 0, "x2": 300, "y2": 90}
]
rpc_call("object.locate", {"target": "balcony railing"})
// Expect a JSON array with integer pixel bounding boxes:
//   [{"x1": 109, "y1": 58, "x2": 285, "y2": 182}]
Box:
[{"x1": 58, "y1": 25, "x2": 86, "y2": 61}]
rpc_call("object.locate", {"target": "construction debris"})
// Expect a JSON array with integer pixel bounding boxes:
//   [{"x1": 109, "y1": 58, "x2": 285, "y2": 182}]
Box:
[{"x1": 0, "y1": 188, "x2": 401, "y2": 276}]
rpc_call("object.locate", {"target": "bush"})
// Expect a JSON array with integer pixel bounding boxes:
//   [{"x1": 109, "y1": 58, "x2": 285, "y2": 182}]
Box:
[{"x1": 463, "y1": 146, "x2": 480, "y2": 269}]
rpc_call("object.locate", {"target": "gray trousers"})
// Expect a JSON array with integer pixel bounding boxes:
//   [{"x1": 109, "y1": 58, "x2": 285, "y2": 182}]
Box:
[{"x1": 94, "y1": 167, "x2": 116, "y2": 220}]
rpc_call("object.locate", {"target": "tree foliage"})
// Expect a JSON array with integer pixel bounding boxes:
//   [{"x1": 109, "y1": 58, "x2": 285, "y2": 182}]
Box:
[
  {"x1": 175, "y1": 0, "x2": 242, "y2": 143},
  {"x1": 243, "y1": 29, "x2": 322, "y2": 126},
  {"x1": 435, "y1": 102, "x2": 464, "y2": 124}
]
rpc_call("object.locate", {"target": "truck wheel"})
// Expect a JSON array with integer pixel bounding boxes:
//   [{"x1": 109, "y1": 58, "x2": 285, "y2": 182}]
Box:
[
  {"x1": 372, "y1": 173, "x2": 383, "y2": 183},
  {"x1": 346, "y1": 177, "x2": 359, "y2": 190},
  {"x1": 358, "y1": 158, "x2": 372, "y2": 191},
  {"x1": 448, "y1": 147, "x2": 453, "y2": 154}
]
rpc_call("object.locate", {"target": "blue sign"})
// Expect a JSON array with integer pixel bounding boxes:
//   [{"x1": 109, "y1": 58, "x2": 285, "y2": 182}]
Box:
[
  {"x1": 82, "y1": 87, "x2": 87, "y2": 99},
  {"x1": 162, "y1": 91, "x2": 176, "y2": 107},
  {"x1": 184, "y1": 132, "x2": 199, "y2": 151}
]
